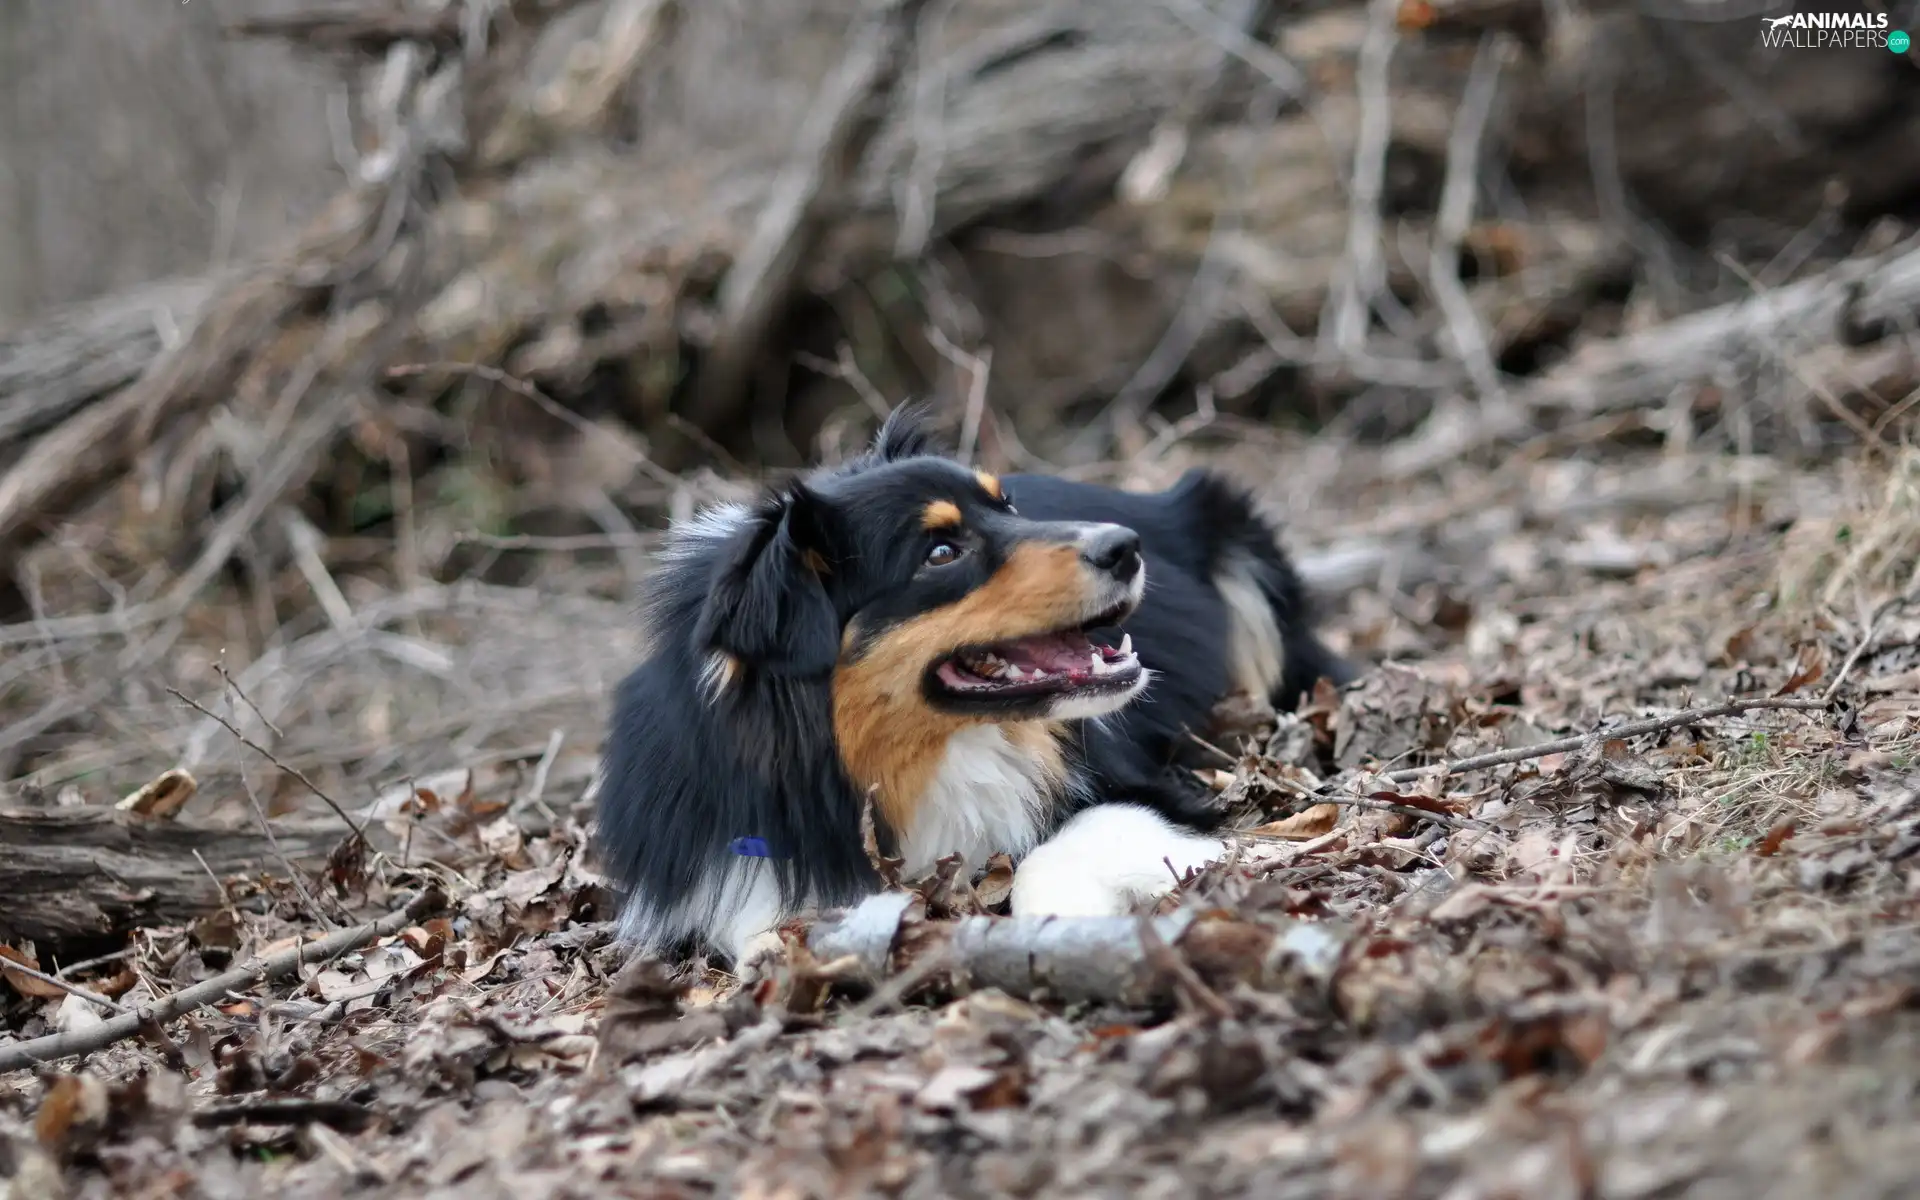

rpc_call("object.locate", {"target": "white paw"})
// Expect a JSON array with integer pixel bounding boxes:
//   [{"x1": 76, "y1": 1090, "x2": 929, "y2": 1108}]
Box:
[{"x1": 1011, "y1": 805, "x2": 1228, "y2": 918}]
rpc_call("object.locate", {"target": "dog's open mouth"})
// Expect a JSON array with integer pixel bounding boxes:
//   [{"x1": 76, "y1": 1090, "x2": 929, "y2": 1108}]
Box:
[{"x1": 931, "y1": 626, "x2": 1142, "y2": 699}]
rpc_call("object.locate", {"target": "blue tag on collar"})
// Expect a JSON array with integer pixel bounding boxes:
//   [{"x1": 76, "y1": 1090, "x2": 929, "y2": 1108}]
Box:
[{"x1": 729, "y1": 836, "x2": 774, "y2": 858}]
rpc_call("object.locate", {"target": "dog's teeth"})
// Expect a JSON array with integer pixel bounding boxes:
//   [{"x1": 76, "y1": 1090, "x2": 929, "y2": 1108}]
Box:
[
  {"x1": 1119, "y1": 633, "x2": 1133, "y2": 657},
  {"x1": 1005, "y1": 664, "x2": 1026, "y2": 680},
  {"x1": 1090, "y1": 651, "x2": 1104, "y2": 673}
]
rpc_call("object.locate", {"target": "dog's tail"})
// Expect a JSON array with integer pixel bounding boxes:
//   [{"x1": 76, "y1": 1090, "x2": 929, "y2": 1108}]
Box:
[{"x1": 1167, "y1": 469, "x2": 1355, "y2": 708}]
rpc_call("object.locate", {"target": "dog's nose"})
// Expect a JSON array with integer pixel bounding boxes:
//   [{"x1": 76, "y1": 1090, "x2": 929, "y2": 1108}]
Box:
[{"x1": 1080, "y1": 525, "x2": 1142, "y2": 581}]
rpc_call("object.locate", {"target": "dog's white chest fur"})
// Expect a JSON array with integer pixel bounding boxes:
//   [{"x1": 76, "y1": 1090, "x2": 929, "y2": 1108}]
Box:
[{"x1": 897, "y1": 725, "x2": 1054, "y2": 877}]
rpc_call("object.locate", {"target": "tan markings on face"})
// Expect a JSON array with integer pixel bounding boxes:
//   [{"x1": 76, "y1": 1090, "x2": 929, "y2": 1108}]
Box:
[
  {"x1": 921, "y1": 499, "x2": 963, "y2": 531},
  {"x1": 975, "y1": 471, "x2": 1003, "y2": 501},
  {"x1": 831, "y1": 542, "x2": 1090, "y2": 833}
]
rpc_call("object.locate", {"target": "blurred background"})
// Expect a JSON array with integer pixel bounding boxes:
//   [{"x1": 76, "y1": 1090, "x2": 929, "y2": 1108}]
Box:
[{"x1": 2, "y1": 0, "x2": 1918, "y2": 810}]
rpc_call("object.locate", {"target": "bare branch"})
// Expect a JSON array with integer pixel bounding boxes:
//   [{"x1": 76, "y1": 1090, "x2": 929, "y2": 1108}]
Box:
[{"x1": 0, "y1": 889, "x2": 442, "y2": 1074}]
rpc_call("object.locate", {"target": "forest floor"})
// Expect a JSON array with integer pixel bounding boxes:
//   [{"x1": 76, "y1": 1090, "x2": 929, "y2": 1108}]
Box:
[{"x1": 6, "y1": 423, "x2": 1920, "y2": 1200}]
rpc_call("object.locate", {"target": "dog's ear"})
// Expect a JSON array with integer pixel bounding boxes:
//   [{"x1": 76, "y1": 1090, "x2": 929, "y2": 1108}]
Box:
[
  {"x1": 873, "y1": 402, "x2": 942, "y2": 461},
  {"x1": 695, "y1": 485, "x2": 843, "y2": 678}
]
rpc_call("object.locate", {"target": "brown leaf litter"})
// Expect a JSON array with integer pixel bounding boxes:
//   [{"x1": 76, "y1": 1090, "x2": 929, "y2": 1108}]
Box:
[{"x1": 6, "y1": 446, "x2": 1920, "y2": 1197}]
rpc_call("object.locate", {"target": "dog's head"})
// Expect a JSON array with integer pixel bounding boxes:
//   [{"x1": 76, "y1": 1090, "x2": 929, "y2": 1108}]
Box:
[{"x1": 691, "y1": 406, "x2": 1147, "y2": 723}]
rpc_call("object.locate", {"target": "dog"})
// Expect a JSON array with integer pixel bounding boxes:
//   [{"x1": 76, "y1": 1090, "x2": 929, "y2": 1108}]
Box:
[{"x1": 594, "y1": 405, "x2": 1352, "y2": 967}]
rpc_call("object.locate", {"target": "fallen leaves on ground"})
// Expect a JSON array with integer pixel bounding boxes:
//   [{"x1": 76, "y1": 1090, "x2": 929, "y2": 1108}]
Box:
[{"x1": 5, "y1": 449, "x2": 1920, "y2": 1198}]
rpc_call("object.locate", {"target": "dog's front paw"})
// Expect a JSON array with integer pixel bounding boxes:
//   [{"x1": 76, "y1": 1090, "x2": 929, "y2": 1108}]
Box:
[{"x1": 1010, "y1": 804, "x2": 1228, "y2": 918}]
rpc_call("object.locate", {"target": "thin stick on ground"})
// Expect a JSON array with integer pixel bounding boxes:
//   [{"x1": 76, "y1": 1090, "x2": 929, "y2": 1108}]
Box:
[
  {"x1": 0, "y1": 959, "x2": 129, "y2": 1016},
  {"x1": 1324, "y1": 794, "x2": 1487, "y2": 831},
  {"x1": 1375, "y1": 695, "x2": 1832, "y2": 785},
  {"x1": 241, "y1": 770, "x2": 338, "y2": 930},
  {"x1": 1821, "y1": 589, "x2": 1920, "y2": 703},
  {"x1": 53, "y1": 949, "x2": 134, "y2": 979},
  {"x1": 1134, "y1": 914, "x2": 1234, "y2": 1021},
  {"x1": 0, "y1": 889, "x2": 442, "y2": 1074}
]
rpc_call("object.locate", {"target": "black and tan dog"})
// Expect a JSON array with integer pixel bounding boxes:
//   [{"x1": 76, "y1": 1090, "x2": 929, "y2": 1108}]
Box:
[{"x1": 595, "y1": 406, "x2": 1351, "y2": 965}]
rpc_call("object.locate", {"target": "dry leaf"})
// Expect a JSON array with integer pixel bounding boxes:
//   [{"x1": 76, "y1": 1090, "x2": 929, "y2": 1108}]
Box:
[
  {"x1": 1756, "y1": 819, "x2": 1797, "y2": 856},
  {"x1": 1368, "y1": 789, "x2": 1461, "y2": 815},
  {"x1": 1775, "y1": 643, "x2": 1828, "y2": 697},
  {"x1": 914, "y1": 1065, "x2": 1000, "y2": 1112},
  {"x1": 1248, "y1": 803, "x2": 1341, "y2": 841},
  {"x1": 0, "y1": 946, "x2": 66, "y2": 1001},
  {"x1": 34, "y1": 1073, "x2": 107, "y2": 1152},
  {"x1": 114, "y1": 768, "x2": 197, "y2": 819},
  {"x1": 974, "y1": 853, "x2": 1015, "y2": 908}
]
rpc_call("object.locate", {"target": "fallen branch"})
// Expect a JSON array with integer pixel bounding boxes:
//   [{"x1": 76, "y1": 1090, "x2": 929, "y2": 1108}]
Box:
[
  {"x1": 1323, "y1": 0, "x2": 1401, "y2": 359},
  {"x1": 0, "y1": 807, "x2": 348, "y2": 944},
  {"x1": 1387, "y1": 242, "x2": 1920, "y2": 474},
  {"x1": 0, "y1": 888, "x2": 442, "y2": 1075},
  {"x1": 805, "y1": 892, "x2": 1350, "y2": 1008},
  {"x1": 223, "y1": 5, "x2": 464, "y2": 54},
  {"x1": 1376, "y1": 695, "x2": 1833, "y2": 785},
  {"x1": 0, "y1": 397, "x2": 350, "y2": 648},
  {"x1": 689, "y1": 0, "x2": 934, "y2": 437}
]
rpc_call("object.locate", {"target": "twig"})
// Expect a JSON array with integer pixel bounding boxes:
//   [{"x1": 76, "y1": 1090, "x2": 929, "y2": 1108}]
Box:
[
  {"x1": 795, "y1": 344, "x2": 893, "y2": 419},
  {"x1": 1428, "y1": 33, "x2": 1512, "y2": 404},
  {"x1": 385, "y1": 361, "x2": 680, "y2": 488},
  {"x1": 925, "y1": 324, "x2": 992, "y2": 466},
  {"x1": 1155, "y1": 0, "x2": 1302, "y2": 97},
  {"x1": 240, "y1": 770, "x2": 338, "y2": 930},
  {"x1": 1715, "y1": 252, "x2": 1891, "y2": 451},
  {"x1": 0, "y1": 889, "x2": 442, "y2": 1073},
  {"x1": 281, "y1": 508, "x2": 358, "y2": 633},
  {"x1": 528, "y1": 729, "x2": 565, "y2": 807},
  {"x1": 451, "y1": 531, "x2": 653, "y2": 552},
  {"x1": 54, "y1": 949, "x2": 135, "y2": 979},
  {"x1": 1375, "y1": 696, "x2": 1832, "y2": 785},
  {"x1": 1123, "y1": 0, "x2": 1290, "y2": 205},
  {"x1": 192, "y1": 849, "x2": 240, "y2": 924},
  {"x1": 1138, "y1": 385, "x2": 1218, "y2": 462},
  {"x1": 689, "y1": 0, "x2": 932, "y2": 435},
  {"x1": 1324, "y1": 0, "x2": 1400, "y2": 359},
  {"x1": 215, "y1": 663, "x2": 283, "y2": 739},
  {"x1": 1250, "y1": 768, "x2": 1487, "y2": 832},
  {"x1": 834, "y1": 945, "x2": 957, "y2": 1024},
  {"x1": 1085, "y1": 223, "x2": 1233, "y2": 457},
  {"x1": 1134, "y1": 914, "x2": 1234, "y2": 1021},
  {"x1": 894, "y1": 0, "x2": 956, "y2": 258},
  {"x1": 1383, "y1": 241, "x2": 1920, "y2": 476},
  {"x1": 517, "y1": 729, "x2": 565, "y2": 827},
  {"x1": 1822, "y1": 589, "x2": 1920, "y2": 703},
  {"x1": 0, "y1": 960, "x2": 129, "y2": 1016},
  {"x1": 0, "y1": 400, "x2": 348, "y2": 649},
  {"x1": 166, "y1": 687, "x2": 361, "y2": 832}
]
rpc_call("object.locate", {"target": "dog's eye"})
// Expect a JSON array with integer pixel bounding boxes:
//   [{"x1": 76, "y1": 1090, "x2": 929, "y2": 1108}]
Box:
[{"x1": 925, "y1": 541, "x2": 963, "y2": 568}]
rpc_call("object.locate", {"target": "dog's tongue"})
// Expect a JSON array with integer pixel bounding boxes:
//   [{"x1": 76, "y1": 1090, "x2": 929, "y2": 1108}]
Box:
[{"x1": 998, "y1": 630, "x2": 1095, "y2": 674}]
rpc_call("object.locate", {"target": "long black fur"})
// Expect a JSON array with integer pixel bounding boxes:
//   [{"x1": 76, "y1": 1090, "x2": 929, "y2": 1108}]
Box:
[{"x1": 595, "y1": 407, "x2": 1354, "y2": 958}]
